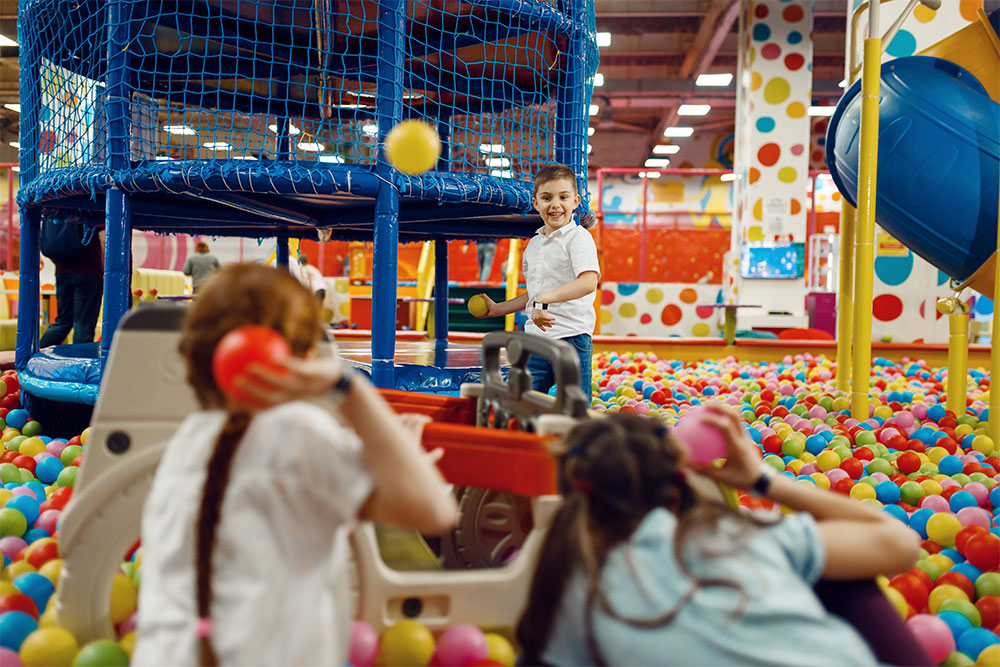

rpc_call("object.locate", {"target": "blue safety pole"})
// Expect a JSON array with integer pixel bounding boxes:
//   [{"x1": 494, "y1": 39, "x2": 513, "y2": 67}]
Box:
[
  {"x1": 434, "y1": 241, "x2": 449, "y2": 342},
  {"x1": 371, "y1": 0, "x2": 404, "y2": 388},
  {"x1": 275, "y1": 118, "x2": 291, "y2": 269},
  {"x1": 555, "y1": 0, "x2": 588, "y2": 203},
  {"x1": 276, "y1": 238, "x2": 289, "y2": 267},
  {"x1": 101, "y1": 0, "x2": 134, "y2": 366}
]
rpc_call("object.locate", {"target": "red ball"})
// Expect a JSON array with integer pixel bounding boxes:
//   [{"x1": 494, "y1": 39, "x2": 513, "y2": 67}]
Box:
[
  {"x1": 955, "y1": 525, "x2": 988, "y2": 555},
  {"x1": 0, "y1": 592, "x2": 39, "y2": 619},
  {"x1": 907, "y1": 439, "x2": 926, "y2": 453},
  {"x1": 937, "y1": 438, "x2": 958, "y2": 455},
  {"x1": 920, "y1": 540, "x2": 943, "y2": 555},
  {"x1": 840, "y1": 457, "x2": 864, "y2": 479},
  {"x1": 854, "y1": 447, "x2": 875, "y2": 462},
  {"x1": 832, "y1": 478, "x2": 855, "y2": 495},
  {"x1": 975, "y1": 596, "x2": 999, "y2": 630},
  {"x1": 25, "y1": 540, "x2": 59, "y2": 569},
  {"x1": 1, "y1": 393, "x2": 20, "y2": 410},
  {"x1": 963, "y1": 534, "x2": 1000, "y2": 571},
  {"x1": 12, "y1": 455, "x2": 36, "y2": 473},
  {"x1": 897, "y1": 451, "x2": 921, "y2": 474},
  {"x1": 0, "y1": 450, "x2": 17, "y2": 464},
  {"x1": 211, "y1": 325, "x2": 292, "y2": 405},
  {"x1": 890, "y1": 573, "x2": 930, "y2": 611},
  {"x1": 762, "y1": 434, "x2": 783, "y2": 455},
  {"x1": 934, "y1": 572, "x2": 975, "y2": 601}
]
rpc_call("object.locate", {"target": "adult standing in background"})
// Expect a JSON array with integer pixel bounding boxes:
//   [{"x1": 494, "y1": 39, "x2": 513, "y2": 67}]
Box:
[
  {"x1": 298, "y1": 253, "x2": 327, "y2": 303},
  {"x1": 39, "y1": 220, "x2": 104, "y2": 348},
  {"x1": 183, "y1": 241, "x2": 222, "y2": 294}
]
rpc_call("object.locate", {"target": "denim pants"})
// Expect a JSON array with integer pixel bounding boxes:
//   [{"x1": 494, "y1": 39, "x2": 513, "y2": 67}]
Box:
[
  {"x1": 526, "y1": 333, "x2": 592, "y2": 405},
  {"x1": 39, "y1": 274, "x2": 104, "y2": 347}
]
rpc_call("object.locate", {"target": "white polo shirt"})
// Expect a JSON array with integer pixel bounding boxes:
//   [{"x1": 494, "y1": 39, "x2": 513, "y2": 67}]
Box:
[{"x1": 522, "y1": 222, "x2": 601, "y2": 340}]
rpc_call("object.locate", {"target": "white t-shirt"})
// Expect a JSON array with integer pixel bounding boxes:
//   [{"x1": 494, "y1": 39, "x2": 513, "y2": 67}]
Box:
[
  {"x1": 522, "y1": 223, "x2": 601, "y2": 339},
  {"x1": 299, "y1": 263, "x2": 326, "y2": 293},
  {"x1": 133, "y1": 402, "x2": 372, "y2": 667}
]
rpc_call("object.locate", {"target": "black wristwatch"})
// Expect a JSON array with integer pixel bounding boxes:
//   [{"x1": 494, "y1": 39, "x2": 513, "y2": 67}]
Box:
[
  {"x1": 330, "y1": 367, "x2": 355, "y2": 404},
  {"x1": 751, "y1": 463, "x2": 778, "y2": 497},
  {"x1": 532, "y1": 301, "x2": 549, "y2": 310}
]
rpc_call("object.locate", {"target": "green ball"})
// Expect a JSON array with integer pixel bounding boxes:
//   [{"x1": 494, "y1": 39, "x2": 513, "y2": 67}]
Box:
[
  {"x1": 942, "y1": 651, "x2": 974, "y2": 666},
  {"x1": 781, "y1": 438, "x2": 805, "y2": 458},
  {"x1": 18, "y1": 468, "x2": 35, "y2": 484},
  {"x1": 956, "y1": 415, "x2": 978, "y2": 427},
  {"x1": 20, "y1": 421, "x2": 42, "y2": 437},
  {"x1": 968, "y1": 472, "x2": 990, "y2": 485},
  {"x1": 938, "y1": 599, "x2": 981, "y2": 626},
  {"x1": 0, "y1": 461, "x2": 19, "y2": 483},
  {"x1": 915, "y1": 559, "x2": 945, "y2": 582},
  {"x1": 0, "y1": 507, "x2": 27, "y2": 537},
  {"x1": 763, "y1": 455, "x2": 785, "y2": 472},
  {"x1": 0, "y1": 417, "x2": 5, "y2": 430},
  {"x1": 919, "y1": 463, "x2": 939, "y2": 476},
  {"x1": 72, "y1": 640, "x2": 130, "y2": 667},
  {"x1": 56, "y1": 466, "x2": 78, "y2": 488},
  {"x1": 60, "y1": 445, "x2": 83, "y2": 466},
  {"x1": 833, "y1": 446, "x2": 853, "y2": 461},
  {"x1": 867, "y1": 459, "x2": 893, "y2": 476},
  {"x1": 5, "y1": 435, "x2": 26, "y2": 452},
  {"x1": 900, "y1": 481, "x2": 925, "y2": 505},
  {"x1": 791, "y1": 405, "x2": 810, "y2": 417},
  {"x1": 951, "y1": 473, "x2": 972, "y2": 487},
  {"x1": 818, "y1": 396, "x2": 834, "y2": 411},
  {"x1": 976, "y1": 572, "x2": 1000, "y2": 599},
  {"x1": 859, "y1": 475, "x2": 879, "y2": 488},
  {"x1": 855, "y1": 431, "x2": 877, "y2": 447}
]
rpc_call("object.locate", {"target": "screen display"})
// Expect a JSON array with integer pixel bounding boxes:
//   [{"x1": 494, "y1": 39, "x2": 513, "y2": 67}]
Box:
[{"x1": 740, "y1": 242, "x2": 805, "y2": 279}]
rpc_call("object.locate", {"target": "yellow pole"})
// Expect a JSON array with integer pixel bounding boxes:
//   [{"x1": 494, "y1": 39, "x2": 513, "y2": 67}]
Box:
[
  {"x1": 946, "y1": 308, "x2": 969, "y2": 416},
  {"x1": 836, "y1": 204, "x2": 856, "y2": 393},
  {"x1": 990, "y1": 188, "x2": 1000, "y2": 444},
  {"x1": 414, "y1": 241, "x2": 434, "y2": 333},
  {"x1": 504, "y1": 239, "x2": 521, "y2": 332},
  {"x1": 850, "y1": 34, "x2": 882, "y2": 421}
]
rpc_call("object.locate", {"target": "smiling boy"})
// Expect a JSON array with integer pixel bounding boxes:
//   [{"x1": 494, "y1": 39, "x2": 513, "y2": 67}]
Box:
[{"x1": 474, "y1": 164, "x2": 600, "y2": 402}]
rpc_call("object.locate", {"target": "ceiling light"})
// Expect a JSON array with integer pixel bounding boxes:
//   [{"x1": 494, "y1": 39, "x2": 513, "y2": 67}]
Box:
[
  {"x1": 320, "y1": 155, "x2": 345, "y2": 163},
  {"x1": 297, "y1": 141, "x2": 324, "y2": 152},
  {"x1": 594, "y1": 73, "x2": 604, "y2": 87},
  {"x1": 678, "y1": 104, "x2": 711, "y2": 116},
  {"x1": 154, "y1": 156, "x2": 173, "y2": 161},
  {"x1": 361, "y1": 124, "x2": 378, "y2": 136},
  {"x1": 808, "y1": 106, "x2": 836, "y2": 117},
  {"x1": 203, "y1": 142, "x2": 232, "y2": 150},
  {"x1": 838, "y1": 79, "x2": 847, "y2": 88},
  {"x1": 490, "y1": 169, "x2": 513, "y2": 178},
  {"x1": 3, "y1": 104, "x2": 20, "y2": 113},
  {"x1": 163, "y1": 125, "x2": 195, "y2": 135},
  {"x1": 587, "y1": 144, "x2": 593, "y2": 154},
  {"x1": 479, "y1": 143, "x2": 504, "y2": 154},
  {"x1": 589, "y1": 104, "x2": 599, "y2": 116},
  {"x1": 696, "y1": 73, "x2": 733, "y2": 87},
  {"x1": 11, "y1": 166, "x2": 19, "y2": 172},
  {"x1": 0, "y1": 35, "x2": 17, "y2": 47},
  {"x1": 267, "y1": 122, "x2": 301, "y2": 135},
  {"x1": 596, "y1": 32, "x2": 611, "y2": 47},
  {"x1": 721, "y1": 173, "x2": 736, "y2": 182},
  {"x1": 486, "y1": 157, "x2": 510, "y2": 168},
  {"x1": 232, "y1": 155, "x2": 258, "y2": 160},
  {"x1": 652, "y1": 145, "x2": 680, "y2": 155},
  {"x1": 8, "y1": 141, "x2": 18, "y2": 149},
  {"x1": 663, "y1": 126, "x2": 694, "y2": 138},
  {"x1": 644, "y1": 158, "x2": 670, "y2": 168},
  {"x1": 588, "y1": 127, "x2": 595, "y2": 137},
  {"x1": 638, "y1": 171, "x2": 661, "y2": 179}
]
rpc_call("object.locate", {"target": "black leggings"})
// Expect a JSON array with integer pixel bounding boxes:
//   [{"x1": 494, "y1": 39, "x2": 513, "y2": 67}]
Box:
[{"x1": 815, "y1": 579, "x2": 932, "y2": 666}]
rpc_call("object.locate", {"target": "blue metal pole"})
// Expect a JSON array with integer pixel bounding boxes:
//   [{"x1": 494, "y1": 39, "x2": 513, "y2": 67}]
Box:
[
  {"x1": 101, "y1": 0, "x2": 134, "y2": 365},
  {"x1": 276, "y1": 237, "x2": 289, "y2": 267},
  {"x1": 371, "y1": 0, "x2": 405, "y2": 388},
  {"x1": 275, "y1": 118, "x2": 291, "y2": 269},
  {"x1": 555, "y1": 0, "x2": 588, "y2": 203},
  {"x1": 434, "y1": 240, "x2": 449, "y2": 342}
]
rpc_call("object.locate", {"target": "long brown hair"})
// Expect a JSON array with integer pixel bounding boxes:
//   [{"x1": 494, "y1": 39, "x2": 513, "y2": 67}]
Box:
[
  {"x1": 178, "y1": 263, "x2": 323, "y2": 665},
  {"x1": 516, "y1": 413, "x2": 774, "y2": 665}
]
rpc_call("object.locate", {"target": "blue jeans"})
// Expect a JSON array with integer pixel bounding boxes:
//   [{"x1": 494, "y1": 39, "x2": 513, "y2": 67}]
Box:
[
  {"x1": 39, "y1": 274, "x2": 103, "y2": 347},
  {"x1": 526, "y1": 333, "x2": 592, "y2": 405}
]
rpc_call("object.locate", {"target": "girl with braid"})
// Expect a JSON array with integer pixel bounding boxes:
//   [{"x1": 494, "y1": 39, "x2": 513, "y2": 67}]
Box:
[
  {"x1": 133, "y1": 264, "x2": 457, "y2": 667},
  {"x1": 517, "y1": 410, "x2": 928, "y2": 666}
]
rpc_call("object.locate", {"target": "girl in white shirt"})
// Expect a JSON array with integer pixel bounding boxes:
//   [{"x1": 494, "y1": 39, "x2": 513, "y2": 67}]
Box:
[{"x1": 134, "y1": 264, "x2": 457, "y2": 666}]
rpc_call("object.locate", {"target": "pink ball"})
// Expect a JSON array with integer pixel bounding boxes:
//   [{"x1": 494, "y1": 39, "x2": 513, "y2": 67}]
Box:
[
  {"x1": 347, "y1": 621, "x2": 379, "y2": 667},
  {"x1": 35, "y1": 510, "x2": 61, "y2": 535},
  {"x1": 11, "y1": 487, "x2": 35, "y2": 499},
  {"x1": 671, "y1": 406, "x2": 728, "y2": 465},
  {"x1": 939, "y1": 479, "x2": 960, "y2": 490},
  {"x1": 808, "y1": 406, "x2": 827, "y2": 420},
  {"x1": 912, "y1": 405, "x2": 928, "y2": 420},
  {"x1": 435, "y1": 624, "x2": 488, "y2": 667},
  {"x1": 826, "y1": 468, "x2": 849, "y2": 483},
  {"x1": 962, "y1": 482, "x2": 988, "y2": 506},
  {"x1": 0, "y1": 648, "x2": 23, "y2": 667},
  {"x1": 955, "y1": 507, "x2": 991, "y2": 529},
  {"x1": 799, "y1": 463, "x2": 820, "y2": 476},
  {"x1": 893, "y1": 412, "x2": 915, "y2": 428},
  {"x1": 117, "y1": 611, "x2": 138, "y2": 637},
  {"x1": 45, "y1": 441, "x2": 67, "y2": 457},
  {"x1": 0, "y1": 536, "x2": 26, "y2": 560},
  {"x1": 780, "y1": 384, "x2": 795, "y2": 395},
  {"x1": 32, "y1": 452, "x2": 53, "y2": 463},
  {"x1": 878, "y1": 428, "x2": 900, "y2": 444},
  {"x1": 920, "y1": 495, "x2": 950, "y2": 512},
  {"x1": 905, "y1": 614, "x2": 955, "y2": 664}
]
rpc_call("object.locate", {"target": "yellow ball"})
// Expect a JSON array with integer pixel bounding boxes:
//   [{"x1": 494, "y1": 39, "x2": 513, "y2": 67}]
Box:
[
  {"x1": 810, "y1": 472, "x2": 831, "y2": 491},
  {"x1": 39, "y1": 558, "x2": 63, "y2": 586},
  {"x1": 928, "y1": 584, "x2": 969, "y2": 613},
  {"x1": 928, "y1": 447, "x2": 949, "y2": 464},
  {"x1": 80, "y1": 428, "x2": 91, "y2": 447},
  {"x1": 975, "y1": 644, "x2": 1000, "y2": 666},
  {"x1": 0, "y1": 580, "x2": 18, "y2": 596},
  {"x1": 467, "y1": 294, "x2": 488, "y2": 318},
  {"x1": 378, "y1": 620, "x2": 435, "y2": 666},
  {"x1": 927, "y1": 512, "x2": 962, "y2": 547},
  {"x1": 19, "y1": 627, "x2": 79, "y2": 667},
  {"x1": 119, "y1": 632, "x2": 136, "y2": 659},
  {"x1": 816, "y1": 450, "x2": 841, "y2": 472},
  {"x1": 0, "y1": 488, "x2": 13, "y2": 506},
  {"x1": 881, "y1": 585, "x2": 911, "y2": 620},
  {"x1": 786, "y1": 459, "x2": 805, "y2": 473},
  {"x1": 971, "y1": 435, "x2": 994, "y2": 455},
  {"x1": 385, "y1": 120, "x2": 441, "y2": 175},
  {"x1": 484, "y1": 633, "x2": 517, "y2": 667},
  {"x1": 850, "y1": 483, "x2": 876, "y2": 501},
  {"x1": 925, "y1": 553, "x2": 954, "y2": 571},
  {"x1": 18, "y1": 438, "x2": 45, "y2": 458},
  {"x1": 39, "y1": 606, "x2": 57, "y2": 628},
  {"x1": 108, "y1": 573, "x2": 137, "y2": 626},
  {"x1": 4, "y1": 561, "x2": 37, "y2": 580}
]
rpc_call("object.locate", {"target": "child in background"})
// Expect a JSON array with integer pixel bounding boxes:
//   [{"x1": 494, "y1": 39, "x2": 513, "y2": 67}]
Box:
[
  {"x1": 297, "y1": 252, "x2": 327, "y2": 304},
  {"x1": 474, "y1": 164, "x2": 600, "y2": 402},
  {"x1": 182, "y1": 241, "x2": 222, "y2": 294},
  {"x1": 133, "y1": 264, "x2": 457, "y2": 667},
  {"x1": 517, "y1": 409, "x2": 927, "y2": 666}
]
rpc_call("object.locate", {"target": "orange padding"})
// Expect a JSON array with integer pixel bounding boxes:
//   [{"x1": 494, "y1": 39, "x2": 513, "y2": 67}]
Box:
[
  {"x1": 421, "y1": 422, "x2": 559, "y2": 497},
  {"x1": 379, "y1": 389, "x2": 478, "y2": 425}
]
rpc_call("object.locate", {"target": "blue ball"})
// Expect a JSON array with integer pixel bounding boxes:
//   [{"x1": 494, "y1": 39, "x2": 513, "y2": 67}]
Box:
[
  {"x1": 949, "y1": 490, "x2": 978, "y2": 513},
  {"x1": 22, "y1": 528, "x2": 49, "y2": 543},
  {"x1": 951, "y1": 562, "x2": 982, "y2": 582},
  {"x1": 937, "y1": 610, "x2": 974, "y2": 640},
  {"x1": 12, "y1": 572, "x2": 55, "y2": 613},
  {"x1": 938, "y1": 455, "x2": 964, "y2": 476},
  {"x1": 927, "y1": 404, "x2": 947, "y2": 422},
  {"x1": 909, "y1": 507, "x2": 935, "y2": 538},
  {"x1": 23, "y1": 481, "x2": 46, "y2": 503},
  {"x1": 875, "y1": 480, "x2": 902, "y2": 504},
  {"x1": 5, "y1": 495, "x2": 39, "y2": 525},
  {"x1": 805, "y1": 434, "x2": 827, "y2": 455},
  {"x1": 939, "y1": 548, "x2": 965, "y2": 564},
  {"x1": 957, "y1": 628, "x2": 999, "y2": 661},
  {"x1": 3, "y1": 409, "x2": 29, "y2": 430},
  {"x1": 882, "y1": 504, "x2": 908, "y2": 523},
  {"x1": 990, "y1": 486, "x2": 1000, "y2": 510},
  {"x1": 0, "y1": 611, "x2": 38, "y2": 650}
]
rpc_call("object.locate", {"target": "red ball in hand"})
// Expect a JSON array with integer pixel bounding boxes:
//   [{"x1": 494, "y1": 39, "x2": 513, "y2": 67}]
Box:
[{"x1": 212, "y1": 325, "x2": 291, "y2": 404}]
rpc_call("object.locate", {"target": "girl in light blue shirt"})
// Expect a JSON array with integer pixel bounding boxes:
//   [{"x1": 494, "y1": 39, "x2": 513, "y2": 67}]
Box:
[{"x1": 517, "y1": 410, "x2": 928, "y2": 666}]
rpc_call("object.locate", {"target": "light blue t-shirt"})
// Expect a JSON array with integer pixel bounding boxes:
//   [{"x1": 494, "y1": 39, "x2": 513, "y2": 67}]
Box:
[{"x1": 543, "y1": 508, "x2": 877, "y2": 666}]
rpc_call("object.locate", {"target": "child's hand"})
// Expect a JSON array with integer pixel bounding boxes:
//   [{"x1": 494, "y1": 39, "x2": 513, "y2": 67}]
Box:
[
  {"x1": 531, "y1": 306, "x2": 556, "y2": 331},
  {"x1": 684, "y1": 405, "x2": 762, "y2": 490},
  {"x1": 473, "y1": 294, "x2": 499, "y2": 319},
  {"x1": 236, "y1": 356, "x2": 346, "y2": 407},
  {"x1": 397, "y1": 413, "x2": 446, "y2": 464}
]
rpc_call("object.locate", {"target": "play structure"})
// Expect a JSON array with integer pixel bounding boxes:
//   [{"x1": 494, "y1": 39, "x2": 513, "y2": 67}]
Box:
[
  {"x1": 14, "y1": 0, "x2": 599, "y2": 405},
  {"x1": 826, "y1": 4, "x2": 1000, "y2": 438}
]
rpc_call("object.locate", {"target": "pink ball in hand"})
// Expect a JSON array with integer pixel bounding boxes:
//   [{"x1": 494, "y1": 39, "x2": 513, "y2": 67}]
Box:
[{"x1": 672, "y1": 406, "x2": 727, "y2": 465}]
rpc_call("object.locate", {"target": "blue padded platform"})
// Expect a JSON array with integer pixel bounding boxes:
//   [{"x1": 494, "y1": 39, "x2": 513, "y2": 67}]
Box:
[
  {"x1": 20, "y1": 343, "x2": 103, "y2": 405},
  {"x1": 337, "y1": 340, "x2": 507, "y2": 393}
]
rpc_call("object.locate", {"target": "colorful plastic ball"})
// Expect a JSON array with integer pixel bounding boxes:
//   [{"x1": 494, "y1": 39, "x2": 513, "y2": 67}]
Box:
[
  {"x1": 976, "y1": 645, "x2": 1000, "y2": 667},
  {"x1": 108, "y1": 574, "x2": 137, "y2": 626},
  {"x1": 906, "y1": 613, "x2": 956, "y2": 663},
  {"x1": 927, "y1": 512, "x2": 963, "y2": 548},
  {"x1": 18, "y1": 627, "x2": 78, "y2": 667},
  {"x1": 347, "y1": 620, "x2": 379, "y2": 667},
  {"x1": 385, "y1": 120, "x2": 441, "y2": 175},
  {"x1": 962, "y1": 534, "x2": 1000, "y2": 572},
  {"x1": 889, "y1": 572, "x2": 930, "y2": 611},
  {"x1": 3, "y1": 498, "x2": 38, "y2": 527},
  {"x1": 10, "y1": 576, "x2": 52, "y2": 617},
  {"x1": 4, "y1": 411, "x2": 28, "y2": 431},
  {"x1": 977, "y1": 573, "x2": 1000, "y2": 599},
  {"x1": 883, "y1": 585, "x2": 914, "y2": 620},
  {"x1": 949, "y1": 491, "x2": 978, "y2": 513},
  {"x1": 0, "y1": 611, "x2": 37, "y2": 651},
  {"x1": 54, "y1": 468, "x2": 76, "y2": 489},
  {"x1": 483, "y1": 634, "x2": 516, "y2": 667},
  {"x1": 32, "y1": 459, "x2": 61, "y2": 486},
  {"x1": 975, "y1": 596, "x2": 999, "y2": 630},
  {"x1": 377, "y1": 620, "x2": 435, "y2": 667},
  {"x1": 71, "y1": 640, "x2": 129, "y2": 667},
  {"x1": 435, "y1": 624, "x2": 488, "y2": 667},
  {"x1": 0, "y1": 509, "x2": 27, "y2": 539},
  {"x1": 930, "y1": 585, "x2": 971, "y2": 613},
  {"x1": 0, "y1": 594, "x2": 37, "y2": 620},
  {"x1": 956, "y1": 628, "x2": 999, "y2": 662},
  {"x1": 211, "y1": 325, "x2": 292, "y2": 405},
  {"x1": 0, "y1": 647, "x2": 22, "y2": 667},
  {"x1": 875, "y1": 480, "x2": 901, "y2": 504},
  {"x1": 937, "y1": 610, "x2": 974, "y2": 640},
  {"x1": 910, "y1": 508, "x2": 935, "y2": 539},
  {"x1": 937, "y1": 573, "x2": 978, "y2": 604},
  {"x1": 957, "y1": 526, "x2": 989, "y2": 554},
  {"x1": 941, "y1": 650, "x2": 975, "y2": 666},
  {"x1": 938, "y1": 598, "x2": 982, "y2": 627},
  {"x1": 671, "y1": 406, "x2": 727, "y2": 465},
  {"x1": 57, "y1": 447, "x2": 81, "y2": 468}
]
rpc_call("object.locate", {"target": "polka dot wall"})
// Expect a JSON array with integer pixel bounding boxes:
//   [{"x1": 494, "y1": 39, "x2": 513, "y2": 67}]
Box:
[{"x1": 598, "y1": 284, "x2": 724, "y2": 338}]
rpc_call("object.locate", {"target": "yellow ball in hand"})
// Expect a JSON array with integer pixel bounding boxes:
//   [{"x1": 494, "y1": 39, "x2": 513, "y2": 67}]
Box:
[
  {"x1": 385, "y1": 120, "x2": 441, "y2": 175},
  {"x1": 468, "y1": 294, "x2": 488, "y2": 318}
]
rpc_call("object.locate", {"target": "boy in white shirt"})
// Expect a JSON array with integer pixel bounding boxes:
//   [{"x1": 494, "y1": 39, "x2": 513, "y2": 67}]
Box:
[{"x1": 474, "y1": 164, "x2": 600, "y2": 403}]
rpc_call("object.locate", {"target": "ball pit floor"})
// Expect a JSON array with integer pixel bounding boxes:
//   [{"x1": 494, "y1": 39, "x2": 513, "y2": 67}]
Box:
[{"x1": 2, "y1": 351, "x2": 1000, "y2": 666}]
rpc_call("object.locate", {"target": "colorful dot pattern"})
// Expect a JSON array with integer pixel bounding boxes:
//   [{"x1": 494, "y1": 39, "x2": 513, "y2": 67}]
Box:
[{"x1": 599, "y1": 283, "x2": 724, "y2": 338}]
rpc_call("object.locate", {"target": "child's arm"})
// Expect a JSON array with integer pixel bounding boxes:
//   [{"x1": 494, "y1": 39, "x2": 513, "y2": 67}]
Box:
[
  {"x1": 473, "y1": 291, "x2": 529, "y2": 318},
  {"x1": 533, "y1": 270, "x2": 599, "y2": 305},
  {"x1": 692, "y1": 407, "x2": 921, "y2": 580}
]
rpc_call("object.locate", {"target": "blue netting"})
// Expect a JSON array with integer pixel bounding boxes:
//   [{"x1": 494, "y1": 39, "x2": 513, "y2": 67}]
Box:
[{"x1": 18, "y1": 0, "x2": 598, "y2": 239}]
